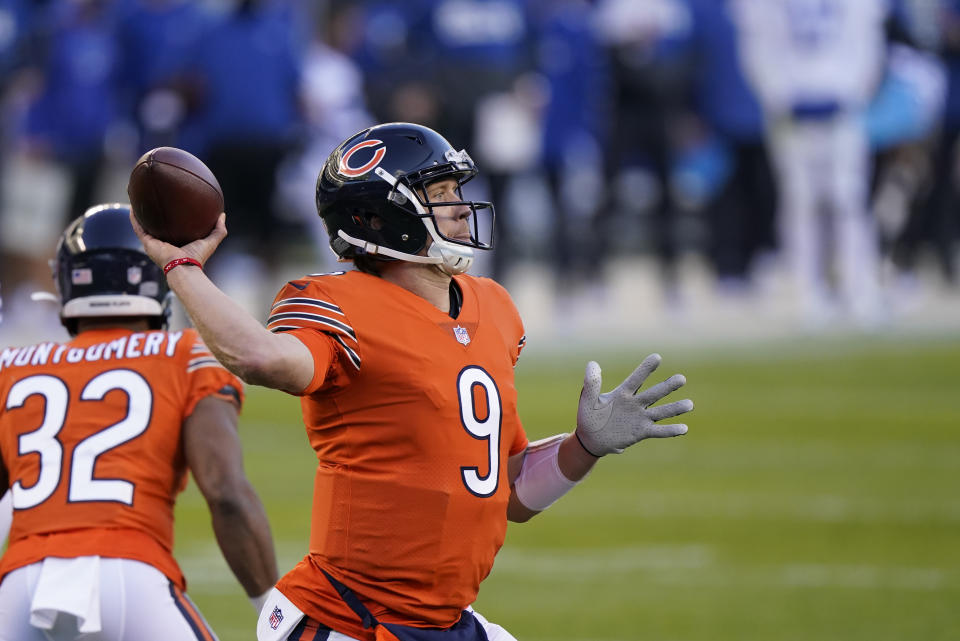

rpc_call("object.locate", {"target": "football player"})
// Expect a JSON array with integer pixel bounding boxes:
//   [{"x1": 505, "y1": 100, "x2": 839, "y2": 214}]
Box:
[
  {"x1": 131, "y1": 122, "x2": 694, "y2": 641},
  {"x1": 732, "y1": 0, "x2": 889, "y2": 326},
  {"x1": 0, "y1": 204, "x2": 277, "y2": 641}
]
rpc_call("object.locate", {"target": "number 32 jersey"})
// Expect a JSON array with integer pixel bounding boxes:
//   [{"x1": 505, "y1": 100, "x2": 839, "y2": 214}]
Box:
[
  {"x1": 267, "y1": 271, "x2": 529, "y2": 639},
  {"x1": 0, "y1": 327, "x2": 243, "y2": 589}
]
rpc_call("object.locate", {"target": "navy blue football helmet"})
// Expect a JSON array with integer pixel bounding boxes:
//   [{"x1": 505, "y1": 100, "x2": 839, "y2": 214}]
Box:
[
  {"x1": 316, "y1": 122, "x2": 495, "y2": 274},
  {"x1": 55, "y1": 203, "x2": 170, "y2": 334}
]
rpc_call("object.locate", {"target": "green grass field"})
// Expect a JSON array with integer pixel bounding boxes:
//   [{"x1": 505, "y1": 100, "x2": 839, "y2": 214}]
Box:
[{"x1": 173, "y1": 335, "x2": 960, "y2": 641}]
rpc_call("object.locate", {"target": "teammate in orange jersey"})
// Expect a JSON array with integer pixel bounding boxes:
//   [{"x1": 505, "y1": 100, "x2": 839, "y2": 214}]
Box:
[
  {"x1": 131, "y1": 122, "x2": 694, "y2": 641},
  {"x1": 0, "y1": 204, "x2": 278, "y2": 641}
]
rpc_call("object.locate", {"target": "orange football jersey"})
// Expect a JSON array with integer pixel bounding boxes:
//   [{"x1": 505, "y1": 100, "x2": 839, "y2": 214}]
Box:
[
  {"x1": 0, "y1": 327, "x2": 243, "y2": 589},
  {"x1": 266, "y1": 270, "x2": 529, "y2": 639}
]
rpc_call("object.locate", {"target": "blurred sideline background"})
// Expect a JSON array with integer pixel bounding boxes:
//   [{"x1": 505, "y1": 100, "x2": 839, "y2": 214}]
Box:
[
  {"x1": 2, "y1": 0, "x2": 960, "y2": 337},
  {"x1": 0, "y1": 0, "x2": 958, "y2": 640}
]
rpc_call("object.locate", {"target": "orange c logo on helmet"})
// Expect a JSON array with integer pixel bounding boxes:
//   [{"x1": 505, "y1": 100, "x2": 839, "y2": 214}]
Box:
[{"x1": 339, "y1": 139, "x2": 387, "y2": 177}]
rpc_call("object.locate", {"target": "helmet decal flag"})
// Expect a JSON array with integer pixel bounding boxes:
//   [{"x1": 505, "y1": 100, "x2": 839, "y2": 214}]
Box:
[
  {"x1": 339, "y1": 139, "x2": 387, "y2": 177},
  {"x1": 72, "y1": 268, "x2": 93, "y2": 285}
]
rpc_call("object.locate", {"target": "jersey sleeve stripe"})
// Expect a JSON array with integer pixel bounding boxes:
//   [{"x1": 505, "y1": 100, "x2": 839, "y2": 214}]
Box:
[
  {"x1": 267, "y1": 325, "x2": 360, "y2": 354},
  {"x1": 187, "y1": 358, "x2": 225, "y2": 372},
  {"x1": 187, "y1": 362, "x2": 227, "y2": 373},
  {"x1": 270, "y1": 297, "x2": 344, "y2": 316},
  {"x1": 332, "y1": 334, "x2": 361, "y2": 370},
  {"x1": 269, "y1": 325, "x2": 300, "y2": 333},
  {"x1": 266, "y1": 312, "x2": 356, "y2": 340}
]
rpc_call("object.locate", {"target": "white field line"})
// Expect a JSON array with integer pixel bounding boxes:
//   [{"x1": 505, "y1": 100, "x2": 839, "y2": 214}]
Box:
[
  {"x1": 178, "y1": 543, "x2": 956, "y2": 594},
  {"x1": 556, "y1": 491, "x2": 960, "y2": 524}
]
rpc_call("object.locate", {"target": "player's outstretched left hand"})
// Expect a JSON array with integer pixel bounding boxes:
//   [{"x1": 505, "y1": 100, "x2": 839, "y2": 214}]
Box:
[{"x1": 575, "y1": 354, "x2": 693, "y2": 456}]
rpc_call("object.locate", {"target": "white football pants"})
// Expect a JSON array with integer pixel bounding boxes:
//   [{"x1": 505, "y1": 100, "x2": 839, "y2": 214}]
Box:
[
  {"x1": 0, "y1": 557, "x2": 218, "y2": 641},
  {"x1": 256, "y1": 587, "x2": 516, "y2": 641},
  {"x1": 769, "y1": 112, "x2": 883, "y2": 324}
]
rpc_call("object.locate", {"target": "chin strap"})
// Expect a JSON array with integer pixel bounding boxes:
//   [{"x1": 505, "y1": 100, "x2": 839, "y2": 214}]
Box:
[
  {"x1": 426, "y1": 239, "x2": 474, "y2": 275},
  {"x1": 337, "y1": 229, "x2": 440, "y2": 265},
  {"x1": 337, "y1": 229, "x2": 475, "y2": 276}
]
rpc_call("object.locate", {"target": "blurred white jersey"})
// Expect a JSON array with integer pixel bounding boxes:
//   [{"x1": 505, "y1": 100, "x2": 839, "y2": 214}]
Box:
[
  {"x1": 732, "y1": 0, "x2": 889, "y2": 327},
  {"x1": 732, "y1": 0, "x2": 889, "y2": 114}
]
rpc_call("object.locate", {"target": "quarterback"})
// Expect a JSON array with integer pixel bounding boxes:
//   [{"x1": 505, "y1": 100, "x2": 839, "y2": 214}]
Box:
[
  {"x1": 131, "y1": 123, "x2": 694, "y2": 641},
  {"x1": 0, "y1": 204, "x2": 277, "y2": 641}
]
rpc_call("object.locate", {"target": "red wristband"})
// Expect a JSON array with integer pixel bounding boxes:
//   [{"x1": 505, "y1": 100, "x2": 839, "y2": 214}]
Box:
[{"x1": 163, "y1": 257, "x2": 202, "y2": 275}]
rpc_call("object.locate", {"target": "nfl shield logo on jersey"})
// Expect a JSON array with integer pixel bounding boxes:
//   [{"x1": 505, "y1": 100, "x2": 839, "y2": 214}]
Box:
[
  {"x1": 269, "y1": 606, "x2": 283, "y2": 630},
  {"x1": 453, "y1": 325, "x2": 470, "y2": 345}
]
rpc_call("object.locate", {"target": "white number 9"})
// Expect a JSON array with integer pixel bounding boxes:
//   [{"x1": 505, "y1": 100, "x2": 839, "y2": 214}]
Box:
[{"x1": 457, "y1": 366, "x2": 502, "y2": 497}]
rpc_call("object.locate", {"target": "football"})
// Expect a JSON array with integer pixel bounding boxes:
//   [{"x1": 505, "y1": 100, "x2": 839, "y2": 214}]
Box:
[{"x1": 127, "y1": 147, "x2": 224, "y2": 246}]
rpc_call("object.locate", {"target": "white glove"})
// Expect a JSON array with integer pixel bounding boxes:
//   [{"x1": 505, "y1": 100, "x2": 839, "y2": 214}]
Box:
[
  {"x1": 250, "y1": 588, "x2": 272, "y2": 614},
  {"x1": 575, "y1": 354, "x2": 693, "y2": 456}
]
